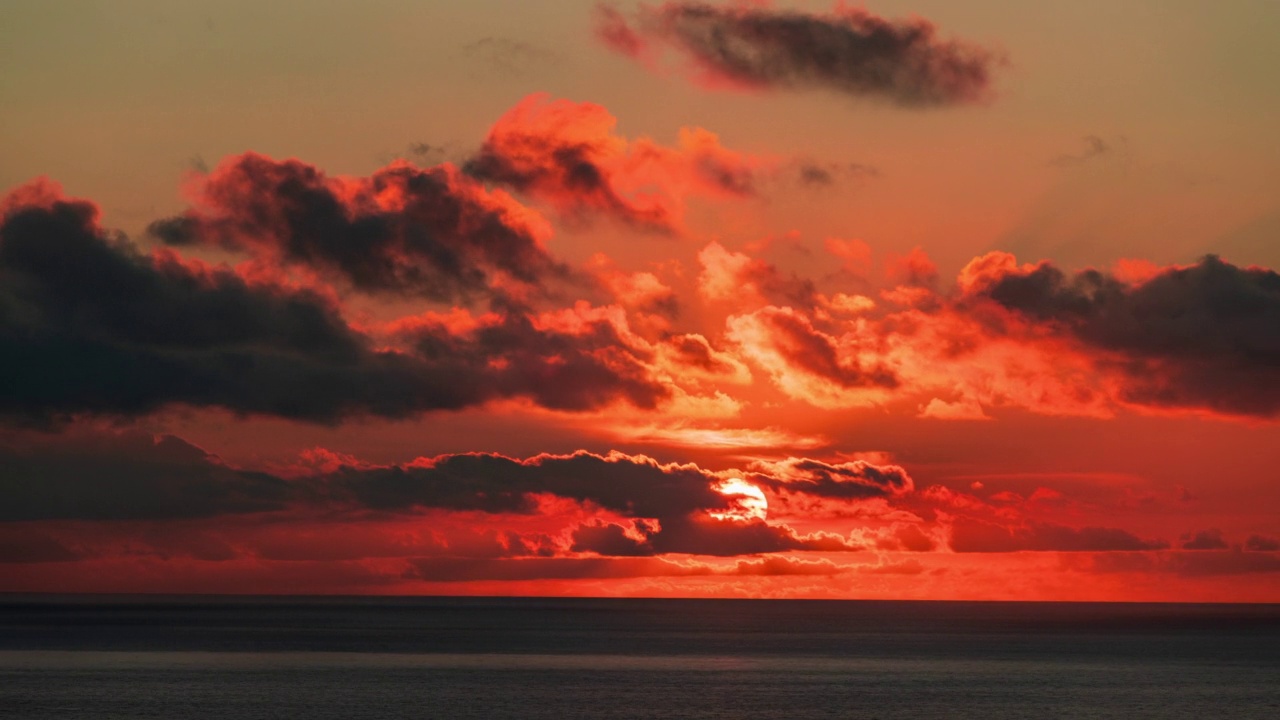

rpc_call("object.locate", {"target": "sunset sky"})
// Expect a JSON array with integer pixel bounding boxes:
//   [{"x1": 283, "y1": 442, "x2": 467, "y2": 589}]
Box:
[{"x1": 3, "y1": 0, "x2": 1279, "y2": 601}]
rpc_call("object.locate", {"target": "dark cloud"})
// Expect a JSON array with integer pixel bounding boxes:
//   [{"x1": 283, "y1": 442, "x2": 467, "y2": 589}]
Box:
[
  {"x1": 1090, "y1": 550, "x2": 1280, "y2": 577},
  {"x1": 149, "y1": 152, "x2": 565, "y2": 301},
  {"x1": 0, "y1": 526, "x2": 82, "y2": 563},
  {"x1": 0, "y1": 192, "x2": 442, "y2": 423},
  {"x1": 1246, "y1": 535, "x2": 1280, "y2": 552},
  {"x1": 0, "y1": 185, "x2": 668, "y2": 423},
  {"x1": 401, "y1": 310, "x2": 667, "y2": 412},
  {"x1": 1182, "y1": 528, "x2": 1230, "y2": 550},
  {"x1": 0, "y1": 432, "x2": 291, "y2": 522},
  {"x1": 750, "y1": 458, "x2": 913, "y2": 500},
  {"x1": 595, "y1": 2, "x2": 999, "y2": 107},
  {"x1": 963, "y1": 254, "x2": 1280, "y2": 417},
  {"x1": 570, "y1": 515, "x2": 859, "y2": 557},
  {"x1": 325, "y1": 451, "x2": 728, "y2": 519},
  {"x1": 0, "y1": 426, "x2": 888, "y2": 561},
  {"x1": 0, "y1": 437, "x2": 730, "y2": 524},
  {"x1": 571, "y1": 521, "x2": 657, "y2": 557},
  {"x1": 950, "y1": 519, "x2": 1167, "y2": 553}
]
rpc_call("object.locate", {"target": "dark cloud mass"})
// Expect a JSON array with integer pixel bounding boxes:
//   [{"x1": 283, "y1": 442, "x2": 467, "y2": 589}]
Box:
[
  {"x1": 0, "y1": 191, "x2": 435, "y2": 423},
  {"x1": 0, "y1": 429, "x2": 881, "y2": 559},
  {"x1": 150, "y1": 153, "x2": 564, "y2": 301},
  {"x1": 1246, "y1": 535, "x2": 1280, "y2": 552},
  {"x1": 0, "y1": 432, "x2": 291, "y2": 522},
  {"x1": 1182, "y1": 529, "x2": 1229, "y2": 550},
  {"x1": 595, "y1": 2, "x2": 998, "y2": 107},
  {"x1": 570, "y1": 515, "x2": 859, "y2": 557},
  {"x1": 965, "y1": 254, "x2": 1280, "y2": 417},
  {"x1": 0, "y1": 438, "x2": 729, "y2": 523},
  {"x1": 0, "y1": 185, "x2": 665, "y2": 422}
]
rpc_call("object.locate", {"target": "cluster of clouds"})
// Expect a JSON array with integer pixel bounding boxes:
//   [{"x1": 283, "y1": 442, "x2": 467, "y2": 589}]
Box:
[{"x1": 1, "y1": 2, "x2": 1276, "y2": 592}]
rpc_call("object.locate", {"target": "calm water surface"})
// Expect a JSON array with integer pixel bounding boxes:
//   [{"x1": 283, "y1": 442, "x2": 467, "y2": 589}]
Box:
[{"x1": 1, "y1": 596, "x2": 1277, "y2": 719}]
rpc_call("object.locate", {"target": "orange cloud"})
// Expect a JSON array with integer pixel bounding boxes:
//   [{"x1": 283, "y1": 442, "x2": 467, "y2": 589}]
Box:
[{"x1": 466, "y1": 93, "x2": 765, "y2": 233}]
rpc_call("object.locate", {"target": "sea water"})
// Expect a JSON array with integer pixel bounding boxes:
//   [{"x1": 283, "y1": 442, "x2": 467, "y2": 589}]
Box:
[{"x1": 1, "y1": 596, "x2": 1277, "y2": 719}]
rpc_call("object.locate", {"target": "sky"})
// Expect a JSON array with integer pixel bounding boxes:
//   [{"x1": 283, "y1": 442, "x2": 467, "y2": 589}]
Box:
[{"x1": 2, "y1": 0, "x2": 1279, "y2": 601}]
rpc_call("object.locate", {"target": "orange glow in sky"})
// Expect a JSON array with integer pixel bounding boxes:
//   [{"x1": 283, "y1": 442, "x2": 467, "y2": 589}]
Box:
[{"x1": 2, "y1": 0, "x2": 1279, "y2": 602}]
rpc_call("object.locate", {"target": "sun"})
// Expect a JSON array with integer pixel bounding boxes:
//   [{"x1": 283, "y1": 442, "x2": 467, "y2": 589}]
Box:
[{"x1": 710, "y1": 478, "x2": 768, "y2": 521}]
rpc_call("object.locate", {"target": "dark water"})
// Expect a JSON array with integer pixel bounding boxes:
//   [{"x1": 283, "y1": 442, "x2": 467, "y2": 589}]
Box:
[{"x1": 1, "y1": 596, "x2": 1278, "y2": 719}]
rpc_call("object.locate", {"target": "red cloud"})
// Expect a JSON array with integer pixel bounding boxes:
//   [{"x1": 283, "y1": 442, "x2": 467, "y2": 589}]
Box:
[
  {"x1": 465, "y1": 93, "x2": 764, "y2": 233},
  {"x1": 959, "y1": 253, "x2": 1280, "y2": 418},
  {"x1": 149, "y1": 152, "x2": 560, "y2": 301}
]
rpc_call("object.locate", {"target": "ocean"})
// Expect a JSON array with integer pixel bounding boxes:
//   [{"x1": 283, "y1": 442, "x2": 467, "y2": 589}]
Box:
[{"x1": 1, "y1": 596, "x2": 1277, "y2": 719}]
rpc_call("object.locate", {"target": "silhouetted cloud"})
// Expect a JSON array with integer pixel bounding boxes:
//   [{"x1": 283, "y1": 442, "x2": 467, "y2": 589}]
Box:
[
  {"x1": 0, "y1": 184, "x2": 667, "y2": 423},
  {"x1": 570, "y1": 515, "x2": 859, "y2": 557},
  {"x1": 149, "y1": 152, "x2": 564, "y2": 301},
  {"x1": 0, "y1": 527, "x2": 82, "y2": 563},
  {"x1": 960, "y1": 253, "x2": 1280, "y2": 417},
  {"x1": 0, "y1": 432, "x2": 291, "y2": 522},
  {"x1": 0, "y1": 426, "x2": 896, "y2": 561},
  {"x1": 1246, "y1": 535, "x2": 1280, "y2": 552},
  {"x1": 594, "y1": 2, "x2": 999, "y2": 107},
  {"x1": 1182, "y1": 528, "x2": 1229, "y2": 550}
]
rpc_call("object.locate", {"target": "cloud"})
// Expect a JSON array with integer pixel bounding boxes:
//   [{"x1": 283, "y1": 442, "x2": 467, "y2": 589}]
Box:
[
  {"x1": 950, "y1": 519, "x2": 1167, "y2": 553},
  {"x1": 917, "y1": 397, "x2": 990, "y2": 421},
  {"x1": 570, "y1": 514, "x2": 860, "y2": 557},
  {"x1": 404, "y1": 554, "x2": 847, "y2": 582},
  {"x1": 594, "y1": 2, "x2": 1000, "y2": 107},
  {"x1": 395, "y1": 306, "x2": 669, "y2": 412},
  {"x1": 1181, "y1": 529, "x2": 1229, "y2": 550},
  {"x1": 1089, "y1": 550, "x2": 1280, "y2": 577},
  {"x1": 148, "y1": 152, "x2": 562, "y2": 302},
  {"x1": 464, "y1": 93, "x2": 763, "y2": 233},
  {"x1": 1246, "y1": 535, "x2": 1280, "y2": 552},
  {"x1": 0, "y1": 434, "x2": 732, "y2": 523},
  {"x1": 0, "y1": 186, "x2": 443, "y2": 423},
  {"x1": 0, "y1": 526, "x2": 82, "y2": 563},
  {"x1": 726, "y1": 305, "x2": 898, "y2": 407},
  {"x1": 0, "y1": 432, "x2": 291, "y2": 522},
  {"x1": 748, "y1": 458, "x2": 913, "y2": 500},
  {"x1": 960, "y1": 253, "x2": 1280, "y2": 418},
  {"x1": 0, "y1": 426, "x2": 907, "y2": 564},
  {"x1": 698, "y1": 241, "x2": 816, "y2": 307},
  {"x1": 327, "y1": 449, "x2": 732, "y2": 519},
  {"x1": 0, "y1": 183, "x2": 680, "y2": 422},
  {"x1": 793, "y1": 161, "x2": 879, "y2": 187}
]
